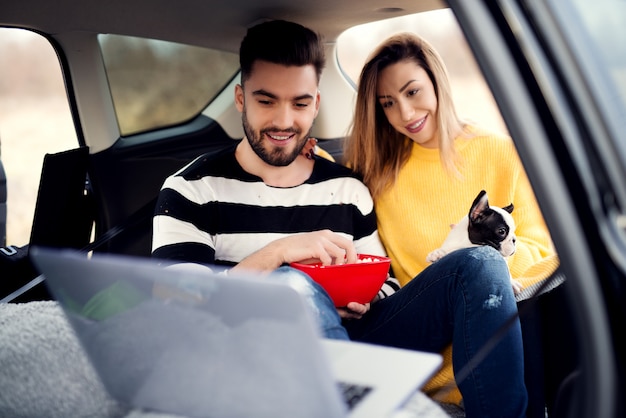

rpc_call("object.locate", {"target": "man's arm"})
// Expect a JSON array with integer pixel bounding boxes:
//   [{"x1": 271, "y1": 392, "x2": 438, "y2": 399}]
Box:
[{"x1": 232, "y1": 229, "x2": 358, "y2": 273}]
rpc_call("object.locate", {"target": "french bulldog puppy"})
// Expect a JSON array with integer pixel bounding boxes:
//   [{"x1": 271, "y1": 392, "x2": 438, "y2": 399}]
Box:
[{"x1": 426, "y1": 190, "x2": 522, "y2": 293}]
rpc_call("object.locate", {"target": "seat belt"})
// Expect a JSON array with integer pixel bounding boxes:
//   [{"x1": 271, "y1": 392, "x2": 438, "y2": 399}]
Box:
[
  {"x1": 0, "y1": 197, "x2": 158, "y2": 304},
  {"x1": 81, "y1": 197, "x2": 158, "y2": 254}
]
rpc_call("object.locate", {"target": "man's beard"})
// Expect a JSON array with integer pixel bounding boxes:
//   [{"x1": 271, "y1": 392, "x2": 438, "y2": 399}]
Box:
[{"x1": 242, "y1": 108, "x2": 311, "y2": 167}]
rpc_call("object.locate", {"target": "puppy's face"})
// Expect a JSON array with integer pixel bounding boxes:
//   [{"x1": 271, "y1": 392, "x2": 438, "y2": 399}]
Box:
[{"x1": 467, "y1": 191, "x2": 516, "y2": 257}]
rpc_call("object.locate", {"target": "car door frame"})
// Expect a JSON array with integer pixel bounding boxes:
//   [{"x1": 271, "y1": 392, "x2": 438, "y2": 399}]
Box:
[{"x1": 450, "y1": 0, "x2": 623, "y2": 416}]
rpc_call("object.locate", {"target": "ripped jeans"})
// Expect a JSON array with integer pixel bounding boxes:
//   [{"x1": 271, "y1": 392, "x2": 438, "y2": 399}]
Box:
[
  {"x1": 344, "y1": 246, "x2": 527, "y2": 418},
  {"x1": 270, "y1": 266, "x2": 350, "y2": 340},
  {"x1": 276, "y1": 246, "x2": 527, "y2": 418}
]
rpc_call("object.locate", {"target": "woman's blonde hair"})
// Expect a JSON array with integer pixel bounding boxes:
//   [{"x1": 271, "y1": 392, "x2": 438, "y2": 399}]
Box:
[{"x1": 344, "y1": 32, "x2": 466, "y2": 199}]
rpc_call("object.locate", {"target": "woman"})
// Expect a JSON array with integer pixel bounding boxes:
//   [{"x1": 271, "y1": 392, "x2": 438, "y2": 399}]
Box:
[{"x1": 343, "y1": 33, "x2": 558, "y2": 416}]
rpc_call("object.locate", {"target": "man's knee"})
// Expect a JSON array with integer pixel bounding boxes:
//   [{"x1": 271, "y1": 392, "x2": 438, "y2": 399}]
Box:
[{"x1": 272, "y1": 266, "x2": 319, "y2": 298}]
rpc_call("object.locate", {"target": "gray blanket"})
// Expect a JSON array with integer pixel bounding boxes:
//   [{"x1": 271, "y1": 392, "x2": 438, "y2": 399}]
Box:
[{"x1": 0, "y1": 301, "x2": 451, "y2": 418}]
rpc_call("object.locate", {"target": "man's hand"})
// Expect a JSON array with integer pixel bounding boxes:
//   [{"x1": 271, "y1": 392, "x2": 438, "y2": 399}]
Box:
[
  {"x1": 280, "y1": 229, "x2": 358, "y2": 266},
  {"x1": 337, "y1": 302, "x2": 370, "y2": 320},
  {"x1": 234, "y1": 229, "x2": 358, "y2": 273}
]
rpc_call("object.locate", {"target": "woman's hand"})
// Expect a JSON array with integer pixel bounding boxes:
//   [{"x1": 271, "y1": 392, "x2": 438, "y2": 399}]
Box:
[{"x1": 337, "y1": 302, "x2": 370, "y2": 320}]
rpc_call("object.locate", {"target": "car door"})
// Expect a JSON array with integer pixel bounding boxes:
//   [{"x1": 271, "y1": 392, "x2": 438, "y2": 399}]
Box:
[{"x1": 450, "y1": 0, "x2": 626, "y2": 416}]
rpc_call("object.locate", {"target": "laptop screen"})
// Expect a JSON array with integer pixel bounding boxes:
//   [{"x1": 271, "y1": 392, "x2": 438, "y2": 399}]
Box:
[{"x1": 32, "y1": 248, "x2": 347, "y2": 418}]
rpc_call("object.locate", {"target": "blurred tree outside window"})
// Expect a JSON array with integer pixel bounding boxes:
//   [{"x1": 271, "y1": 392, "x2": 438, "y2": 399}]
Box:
[{"x1": 99, "y1": 35, "x2": 239, "y2": 136}]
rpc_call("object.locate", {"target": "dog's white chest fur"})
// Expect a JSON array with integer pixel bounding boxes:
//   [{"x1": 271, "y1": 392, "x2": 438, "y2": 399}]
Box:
[
  {"x1": 426, "y1": 216, "x2": 474, "y2": 263},
  {"x1": 426, "y1": 191, "x2": 517, "y2": 263},
  {"x1": 425, "y1": 190, "x2": 522, "y2": 293}
]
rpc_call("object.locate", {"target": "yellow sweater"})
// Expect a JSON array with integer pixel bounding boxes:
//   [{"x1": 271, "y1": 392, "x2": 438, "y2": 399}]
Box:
[{"x1": 375, "y1": 125, "x2": 559, "y2": 404}]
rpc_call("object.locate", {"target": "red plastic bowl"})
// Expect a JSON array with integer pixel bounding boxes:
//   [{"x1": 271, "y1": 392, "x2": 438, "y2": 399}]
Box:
[{"x1": 289, "y1": 254, "x2": 391, "y2": 307}]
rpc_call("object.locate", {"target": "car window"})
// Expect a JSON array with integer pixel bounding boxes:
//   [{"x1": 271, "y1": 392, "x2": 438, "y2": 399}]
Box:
[
  {"x1": 549, "y1": 0, "x2": 626, "y2": 240},
  {"x1": 568, "y1": 0, "x2": 626, "y2": 106},
  {"x1": 0, "y1": 28, "x2": 78, "y2": 246},
  {"x1": 98, "y1": 35, "x2": 239, "y2": 136},
  {"x1": 336, "y1": 8, "x2": 506, "y2": 136},
  {"x1": 554, "y1": 0, "x2": 626, "y2": 174}
]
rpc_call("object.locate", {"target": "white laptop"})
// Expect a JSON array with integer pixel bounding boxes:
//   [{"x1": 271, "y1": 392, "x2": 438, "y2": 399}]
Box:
[{"x1": 30, "y1": 247, "x2": 442, "y2": 418}]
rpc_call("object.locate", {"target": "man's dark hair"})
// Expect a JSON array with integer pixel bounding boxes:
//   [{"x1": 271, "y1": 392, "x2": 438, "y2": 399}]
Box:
[{"x1": 239, "y1": 20, "x2": 325, "y2": 84}]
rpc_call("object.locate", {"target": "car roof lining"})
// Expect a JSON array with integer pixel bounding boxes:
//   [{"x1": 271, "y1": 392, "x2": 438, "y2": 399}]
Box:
[{"x1": 2, "y1": 0, "x2": 447, "y2": 51}]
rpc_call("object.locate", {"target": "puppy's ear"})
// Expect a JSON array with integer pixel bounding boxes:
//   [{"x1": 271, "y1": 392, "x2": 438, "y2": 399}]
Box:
[
  {"x1": 502, "y1": 203, "x2": 514, "y2": 214},
  {"x1": 469, "y1": 190, "x2": 489, "y2": 222}
]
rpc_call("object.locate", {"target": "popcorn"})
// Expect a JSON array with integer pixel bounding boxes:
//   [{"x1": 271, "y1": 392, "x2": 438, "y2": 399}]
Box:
[
  {"x1": 313, "y1": 256, "x2": 380, "y2": 268},
  {"x1": 356, "y1": 257, "x2": 379, "y2": 263}
]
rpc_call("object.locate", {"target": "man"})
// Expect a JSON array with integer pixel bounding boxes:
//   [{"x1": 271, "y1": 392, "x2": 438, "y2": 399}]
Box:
[
  {"x1": 152, "y1": 20, "x2": 399, "y2": 332},
  {"x1": 152, "y1": 20, "x2": 527, "y2": 417}
]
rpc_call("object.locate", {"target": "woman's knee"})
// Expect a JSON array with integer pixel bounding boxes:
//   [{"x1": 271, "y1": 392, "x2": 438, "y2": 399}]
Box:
[{"x1": 451, "y1": 246, "x2": 511, "y2": 288}]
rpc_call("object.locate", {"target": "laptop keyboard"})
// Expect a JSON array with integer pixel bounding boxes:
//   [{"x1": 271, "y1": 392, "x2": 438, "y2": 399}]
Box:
[{"x1": 338, "y1": 381, "x2": 373, "y2": 410}]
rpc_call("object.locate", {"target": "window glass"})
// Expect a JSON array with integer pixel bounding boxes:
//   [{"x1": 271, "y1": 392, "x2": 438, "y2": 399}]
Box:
[
  {"x1": 336, "y1": 8, "x2": 507, "y2": 135},
  {"x1": 570, "y1": 0, "x2": 626, "y2": 105},
  {"x1": 0, "y1": 28, "x2": 77, "y2": 245},
  {"x1": 555, "y1": 0, "x2": 626, "y2": 207},
  {"x1": 99, "y1": 35, "x2": 239, "y2": 136},
  {"x1": 562, "y1": 0, "x2": 626, "y2": 160}
]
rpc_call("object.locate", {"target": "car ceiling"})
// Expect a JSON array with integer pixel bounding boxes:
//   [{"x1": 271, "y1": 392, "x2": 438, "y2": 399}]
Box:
[{"x1": 2, "y1": 0, "x2": 446, "y2": 49}]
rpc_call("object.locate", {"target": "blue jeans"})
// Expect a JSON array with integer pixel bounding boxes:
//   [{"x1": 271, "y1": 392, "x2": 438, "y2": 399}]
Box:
[
  {"x1": 270, "y1": 266, "x2": 349, "y2": 339},
  {"x1": 276, "y1": 247, "x2": 528, "y2": 418},
  {"x1": 346, "y1": 247, "x2": 527, "y2": 418}
]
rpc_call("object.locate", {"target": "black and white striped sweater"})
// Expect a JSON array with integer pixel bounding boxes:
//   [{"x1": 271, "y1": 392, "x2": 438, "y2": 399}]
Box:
[{"x1": 151, "y1": 142, "x2": 399, "y2": 300}]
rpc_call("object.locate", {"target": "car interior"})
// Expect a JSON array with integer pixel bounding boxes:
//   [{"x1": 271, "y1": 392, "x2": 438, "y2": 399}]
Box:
[
  {"x1": 0, "y1": 157, "x2": 6, "y2": 247},
  {"x1": 2, "y1": 0, "x2": 625, "y2": 417}
]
